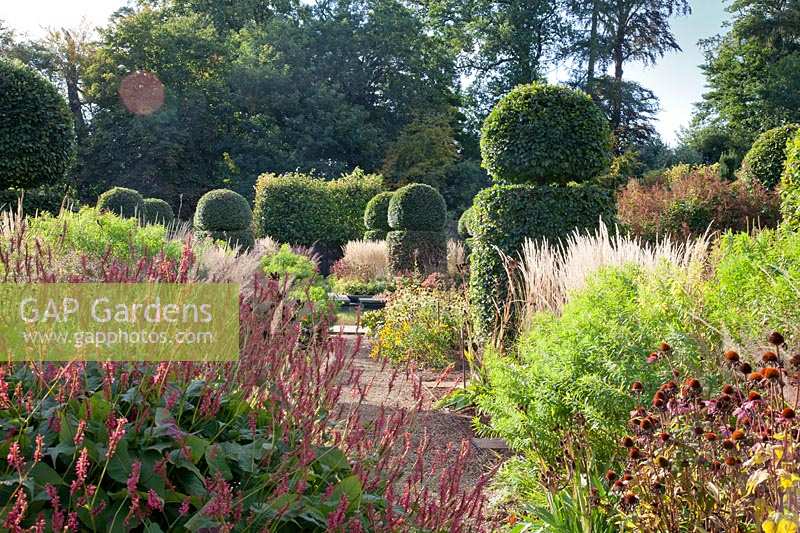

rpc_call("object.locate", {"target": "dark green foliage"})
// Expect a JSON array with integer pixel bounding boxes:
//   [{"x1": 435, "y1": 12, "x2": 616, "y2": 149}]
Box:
[
  {"x1": 742, "y1": 124, "x2": 800, "y2": 188},
  {"x1": 480, "y1": 83, "x2": 612, "y2": 184},
  {"x1": 0, "y1": 185, "x2": 76, "y2": 215},
  {"x1": 386, "y1": 230, "x2": 447, "y2": 275},
  {"x1": 364, "y1": 191, "x2": 394, "y2": 233},
  {"x1": 457, "y1": 206, "x2": 475, "y2": 239},
  {"x1": 718, "y1": 149, "x2": 741, "y2": 181},
  {"x1": 142, "y1": 197, "x2": 175, "y2": 225},
  {"x1": 469, "y1": 183, "x2": 615, "y2": 337},
  {"x1": 0, "y1": 59, "x2": 75, "y2": 189},
  {"x1": 780, "y1": 131, "x2": 800, "y2": 228},
  {"x1": 96, "y1": 187, "x2": 144, "y2": 219},
  {"x1": 387, "y1": 183, "x2": 447, "y2": 231},
  {"x1": 253, "y1": 170, "x2": 384, "y2": 248},
  {"x1": 195, "y1": 228, "x2": 255, "y2": 250},
  {"x1": 194, "y1": 189, "x2": 252, "y2": 231},
  {"x1": 364, "y1": 229, "x2": 387, "y2": 241}
]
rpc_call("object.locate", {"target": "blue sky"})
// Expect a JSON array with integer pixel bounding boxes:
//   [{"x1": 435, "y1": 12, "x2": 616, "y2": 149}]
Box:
[{"x1": 1, "y1": 0, "x2": 731, "y2": 145}]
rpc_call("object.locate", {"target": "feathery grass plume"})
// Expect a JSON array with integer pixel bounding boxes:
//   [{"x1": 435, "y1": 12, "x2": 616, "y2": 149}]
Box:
[{"x1": 340, "y1": 239, "x2": 389, "y2": 279}]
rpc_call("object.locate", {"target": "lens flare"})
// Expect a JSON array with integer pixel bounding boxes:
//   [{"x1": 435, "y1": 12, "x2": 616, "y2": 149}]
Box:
[{"x1": 118, "y1": 71, "x2": 165, "y2": 115}]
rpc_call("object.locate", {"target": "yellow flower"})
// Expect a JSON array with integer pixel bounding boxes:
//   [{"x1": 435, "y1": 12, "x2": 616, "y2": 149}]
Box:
[
  {"x1": 764, "y1": 520, "x2": 777, "y2": 533},
  {"x1": 778, "y1": 519, "x2": 798, "y2": 533}
]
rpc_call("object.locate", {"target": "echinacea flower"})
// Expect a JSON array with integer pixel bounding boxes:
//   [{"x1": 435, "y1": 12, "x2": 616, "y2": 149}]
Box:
[
  {"x1": 768, "y1": 332, "x2": 785, "y2": 346},
  {"x1": 724, "y1": 350, "x2": 740, "y2": 363}
]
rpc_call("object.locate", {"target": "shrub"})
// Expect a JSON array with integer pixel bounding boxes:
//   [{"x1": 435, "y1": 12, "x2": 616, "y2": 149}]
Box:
[
  {"x1": 195, "y1": 228, "x2": 255, "y2": 250},
  {"x1": 480, "y1": 83, "x2": 612, "y2": 184},
  {"x1": 476, "y1": 265, "x2": 713, "y2": 464},
  {"x1": 363, "y1": 191, "x2": 394, "y2": 239},
  {"x1": 194, "y1": 189, "x2": 252, "y2": 231},
  {"x1": 610, "y1": 337, "x2": 800, "y2": 531},
  {"x1": 0, "y1": 59, "x2": 75, "y2": 189},
  {"x1": 25, "y1": 207, "x2": 182, "y2": 262},
  {"x1": 370, "y1": 277, "x2": 467, "y2": 367},
  {"x1": 387, "y1": 230, "x2": 447, "y2": 275},
  {"x1": 253, "y1": 170, "x2": 384, "y2": 254},
  {"x1": 780, "y1": 130, "x2": 800, "y2": 228},
  {"x1": 387, "y1": 183, "x2": 447, "y2": 231},
  {"x1": 468, "y1": 183, "x2": 615, "y2": 338},
  {"x1": 742, "y1": 123, "x2": 799, "y2": 188},
  {"x1": 617, "y1": 164, "x2": 780, "y2": 241},
  {"x1": 142, "y1": 197, "x2": 174, "y2": 225},
  {"x1": 457, "y1": 206, "x2": 476, "y2": 239},
  {"x1": 96, "y1": 187, "x2": 145, "y2": 219},
  {"x1": 261, "y1": 244, "x2": 328, "y2": 305}
]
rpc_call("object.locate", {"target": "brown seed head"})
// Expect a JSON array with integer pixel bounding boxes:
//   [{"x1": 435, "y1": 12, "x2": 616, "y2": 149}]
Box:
[
  {"x1": 658, "y1": 432, "x2": 670, "y2": 442},
  {"x1": 722, "y1": 439, "x2": 735, "y2": 450},
  {"x1": 724, "y1": 350, "x2": 740, "y2": 362},
  {"x1": 605, "y1": 469, "x2": 618, "y2": 482},
  {"x1": 704, "y1": 432, "x2": 718, "y2": 442},
  {"x1": 731, "y1": 429, "x2": 745, "y2": 441},
  {"x1": 621, "y1": 436, "x2": 635, "y2": 448},
  {"x1": 628, "y1": 447, "x2": 642, "y2": 460},
  {"x1": 656, "y1": 456, "x2": 670, "y2": 469},
  {"x1": 762, "y1": 351, "x2": 778, "y2": 363},
  {"x1": 740, "y1": 363, "x2": 753, "y2": 375},
  {"x1": 763, "y1": 367, "x2": 781, "y2": 380},
  {"x1": 724, "y1": 456, "x2": 738, "y2": 466},
  {"x1": 748, "y1": 391, "x2": 762, "y2": 401},
  {"x1": 631, "y1": 381, "x2": 643, "y2": 393},
  {"x1": 659, "y1": 342, "x2": 671, "y2": 352},
  {"x1": 782, "y1": 407, "x2": 796, "y2": 420},
  {"x1": 748, "y1": 371, "x2": 764, "y2": 382},
  {"x1": 722, "y1": 384, "x2": 735, "y2": 395},
  {"x1": 769, "y1": 332, "x2": 785, "y2": 346}
]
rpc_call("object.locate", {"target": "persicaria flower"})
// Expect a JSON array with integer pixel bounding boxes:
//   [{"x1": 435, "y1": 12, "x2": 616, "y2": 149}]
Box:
[
  {"x1": 71, "y1": 448, "x2": 90, "y2": 495},
  {"x1": 6, "y1": 441, "x2": 24, "y2": 471},
  {"x1": 73, "y1": 420, "x2": 86, "y2": 446},
  {"x1": 147, "y1": 489, "x2": 164, "y2": 512},
  {"x1": 107, "y1": 417, "x2": 128, "y2": 459},
  {"x1": 33, "y1": 434, "x2": 43, "y2": 463}
]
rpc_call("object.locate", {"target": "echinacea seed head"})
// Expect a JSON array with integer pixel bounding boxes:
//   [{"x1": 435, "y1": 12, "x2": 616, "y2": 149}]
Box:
[
  {"x1": 628, "y1": 447, "x2": 642, "y2": 460},
  {"x1": 658, "y1": 432, "x2": 670, "y2": 442},
  {"x1": 722, "y1": 384, "x2": 735, "y2": 395},
  {"x1": 621, "y1": 436, "x2": 635, "y2": 448},
  {"x1": 724, "y1": 456, "x2": 738, "y2": 466},
  {"x1": 748, "y1": 371, "x2": 764, "y2": 382},
  {"x1": 724, "y1": 350, "x2": 740, "y2": 362},
  {"x1": 693, "y1": 425, "x2": 704, "y2": 436},
  {"x1": 704, "y1": 432, "x2": 718, "y2": 442},
  {"x1": 739, "y1": 363, "x2": 753, "y2": 375},
  {"x1": 722, "y1": 439, "x2": 735, "y2": 450},
  {"x1": 656, "y1": 456, "x2": 670, "y2": 468},
  {"x1": 748, "y1": 391, "x2": 761, "y2": 401},
  {"x1": 782, "y1": 407, "x2": 796, "y2": 420},
  {"x1": 605, "y1": 470, "x2": 617, "y2": 482},
  {"x1": 763, "y1": 367, "x2": 781, "y2": 380},
  {"x1": 731, "y1": 429, "x2": 745, "y2": 441},
  {"x1": 768, "y1": 332, "x2": 785, "y2": 346},
  {"x1": 762, "y1": 351, "x2": 778, "y2": 363},
  {"x1": 622, "y1": 472, "x2": 633, "y2": 481},
  {"x1": 659, "y1": 342, "x2": 671, "y2": 352},
  {"x1": 622, "y1": 492, "x2": 639, "y2": 506},
  {"x1": 631, "y1": 381, "x2": 643, "y2": 393}
]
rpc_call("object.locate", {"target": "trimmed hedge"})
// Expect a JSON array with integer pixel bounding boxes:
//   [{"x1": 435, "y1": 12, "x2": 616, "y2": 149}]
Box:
[
  {"x1": 253, "y1": 169, "x2": 384, "y2": 257},
  {"x1": 364, "y1": 191, "x2": 394, "y2": 236},
  {"x1": 457, "y1": 206, "x2": 476, "y2": 239},
  {"x1": 195, "y1": 228, "x2": 255, "y2": 250},
  {"x1": 742, "y1": 124, "x2": 800, "y2": 189},
  {"x1": 0, "y1": 59, "x2": 75, "y2": 190},
  {"x1": 142, "y1": 198, "x2": 175, "y2": 225},
  {"x1": 364, "y1": 229, "x2": 387, "y2": 241},
  {"x1": 194, "y1": 189, "x2": 252, "y2": 231},
  {"x1": 469, "y1": 183, "x2": 616, "y2": 337},
  {"x1": 386, "y1": 230, "x2": 447, "y2": 274},
  {"x1": 96, "y1": 187, "x2": 144, "y2": 219},
  {"x1": 387, "y1": 183, "x2": 447, "y2": 231},
  {"x1": 480, "y1": 83, "x2": 611, "y2": 185},
  {"x1": 780, "y1": 131, "x2": 800, "y2": 228}
]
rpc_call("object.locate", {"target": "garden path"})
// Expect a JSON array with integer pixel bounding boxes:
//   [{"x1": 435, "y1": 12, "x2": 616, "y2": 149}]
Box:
[{"x1": 337, "y1": 335, "x2": 503, "y2": 491}]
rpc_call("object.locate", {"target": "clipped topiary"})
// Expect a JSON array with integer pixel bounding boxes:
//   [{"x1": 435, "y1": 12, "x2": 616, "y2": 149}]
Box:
[
  {"x1": 480, "y1": 82, "x2": 612, "y2": 184},
  {"x1": 780, "y1": 130, "x2": 800, "y2": 228},
  {"x1": 457, "y1": 206, "x2": 475, "y2": 239},
  {"x1": 386, "y1": 183, "x2": 447, "y2": 274},
  {"x1": 142, "y1": 198, "x2": 175, "y2": 225},
  {"x1": 742, "y1": 124, "x2": 800, "y2": 189},
  {"x1": 194, "y1": 189, "x2": 253, "y2": 231},
  {"x1": 97, "y1": 187, "x2": 145, "y2": 219},
  {"x1": 387, "y1": 230, "x2": 447, "y2": 274},
  {"x1": 363, "y1": 191, "x2": 394, "y2": 240},
  {"x1": 0, "y1": 59, "x2": 75, "y2": 190},
  {"x1": 195, "y1": 228, "x2": 255, "y2": 250},
  {"x1": 388, "y1": 183, "x2": 447, "y2": 231},
  {"x1": 194, "y1": 189, "x2": 254, "y2": 250}
]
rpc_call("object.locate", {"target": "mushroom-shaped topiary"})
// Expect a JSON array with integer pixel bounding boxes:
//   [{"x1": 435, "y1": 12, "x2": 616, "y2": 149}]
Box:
[
  {"x1": 480, "y1": 82, "x2": 612, "y2": 185},
  {"x1": 194, "y1": 189, "x2": 254, "y2": 250},
  {"x1": 386, "y1": 183, "x2": 448, "y2": 274},
  {"x1": 387, "y1": 183, "x2": 446, "y2": 231},
  {"x1": 194, "y1": 189, "x2": 253, "y2": 231},
  {"x1": 142, "y1": 198, "x2": 175, "y2": 225},
  {"x1": 363, "y1": 191, "x2": 394, "y2": 240},
  {"x1": 0, "y1": 59, "x2": 75, "y2": 190},
  {"x1": 97, "y1": 187, "x2": 145, "y2": 219},
  {"x1": 742, "y1": 124, "x2": 800, "y2": 189}
]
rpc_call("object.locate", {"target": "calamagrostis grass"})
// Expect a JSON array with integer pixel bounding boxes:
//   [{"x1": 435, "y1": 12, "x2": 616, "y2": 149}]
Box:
[
  {"x1": 448, "y1": 239, "x2": 466, "y2": 277},
  {"x1": 503, "y1": 220, "x2": 710, "y2": 328},
  {"x1": 341, "y1": 239, "x2": 388, "y2": 279}
]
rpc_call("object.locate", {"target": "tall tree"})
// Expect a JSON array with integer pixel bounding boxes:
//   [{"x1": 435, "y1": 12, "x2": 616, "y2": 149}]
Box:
[
  {"x1": 599, "y1": 0, "x2": 690, "y2": 131},
  {"x1": 698, "y1": 0, "x2": 800, "y2": 140}
]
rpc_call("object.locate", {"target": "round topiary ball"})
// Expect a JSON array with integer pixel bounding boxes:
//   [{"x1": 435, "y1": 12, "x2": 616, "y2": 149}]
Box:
[
  {"x1": 194, "y1": 189, "x2": 253, "y2": 231},
  {"x1": 480, "y1": 82, "x2": 612, "y2": 185},
  {"x1": 97, "y1": 187, "x2": 145, "y2": 218},
  {"x1": 387, "y1": 183, "x2": 446, "y2": 231},
  {"x1": 364, "y1": 191, "x2": 394, "y2": 232},
  {"x1": 0, "y1": 59, "x2": 75, "y2": 189},
  {"x1": 742, "y1": 124, "x2": 800, "y2": 189},
  {"x1": 142, "y1": 198, "x2": 175, "y2": 225}
]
